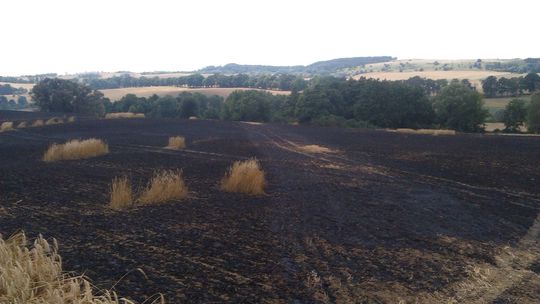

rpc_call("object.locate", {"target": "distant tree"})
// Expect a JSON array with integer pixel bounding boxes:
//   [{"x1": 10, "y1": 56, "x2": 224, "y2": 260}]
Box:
[
  {"x1": 17, "y1": 95, "x2": 28, "y2": 107},
  {"x1": 433, "y1": 83, "x2": 488, "y2": 132},
  {"x1": 503, "y1": 99, "x2": 528, "y2": 132},
  {"x1": 521, "y1": 72, "x2": 540, "y2": 93},
  {"x1": 497, "y1": 77, "x2": 520, "y2": 96},
  {"x1": 527, "y1": 92, "x2": 540, "y2": 133},
  {"x1": 223, "y1": 90, "x2": 272, "y2": 122},
  {"x1": 460, "y1": 79, "x2": 474, "y2": 90},
  {"x1": 482, "y1": 76, "x2": 498, "y2": 98},
  {"x1": 0, "y1": 96, "x2": 8, "y2": 110},
  {"x1": 31, "y1": 78, "x2": 107, "y2": 117}
]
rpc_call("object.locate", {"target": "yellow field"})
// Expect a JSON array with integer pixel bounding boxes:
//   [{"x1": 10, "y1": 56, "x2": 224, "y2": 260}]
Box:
[
  {"x1": 354, "y1": 70, "x2": 518, "y2": 81},
  {"x1": 354, "y1": 70, "x2": 524, "y2": 92},
  {"x1": 100, "y1": 87, "x2": 290, "y2": 101},
  {"x1": 0, "y1": 82, "x2": 35, "y2": 90}
]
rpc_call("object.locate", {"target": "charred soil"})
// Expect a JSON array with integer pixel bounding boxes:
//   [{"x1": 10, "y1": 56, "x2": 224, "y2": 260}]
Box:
[{"x1": 0, "y1": 113, "x2": 539, "y2": 303}]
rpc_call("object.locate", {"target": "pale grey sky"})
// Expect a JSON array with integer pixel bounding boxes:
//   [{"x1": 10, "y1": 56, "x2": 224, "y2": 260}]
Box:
[{"x1": 1, "y1": 0, "x2": 538, "y2": 76}]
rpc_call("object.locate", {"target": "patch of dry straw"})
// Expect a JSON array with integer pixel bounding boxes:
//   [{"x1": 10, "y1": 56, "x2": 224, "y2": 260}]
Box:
[
  {"x1": 394, "y1": 128, "x2": 456, "y2": 136},
  {"x1": 46, "y1": 118, "x2": 63, "y2": 125},
  {"x1": 138, "y1": 170, "x2": 188, "y2": 205},
  {"x1": 109, "y1": 176, "x2": 133, "y2": 210},
  {"x1": 0, "y1": 232, "x2": 140, "y2": 303},
  {"x1": 0, "y1": 122, "x2": 14, "y2": 132},
  {"x1": 105, "y1": 113, "x2": 145, "y2": 119},
  {"x1": 165, "y1": 136, "x2": 186, "y2": 150},
  {"x1": 220, "y1": 158, "x2": 266, "y2": 195},
  {"x1": 43, "y1": 138, "x2": 109, "y2": 162},
  {"x1": 32, "y1": 120, "x2": 44, "y2": 127}
]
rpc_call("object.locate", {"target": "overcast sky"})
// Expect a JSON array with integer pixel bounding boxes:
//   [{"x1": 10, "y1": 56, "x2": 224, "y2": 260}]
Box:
[{"x1": 1, "y1": 0, "x2": 538, "y2": 76}]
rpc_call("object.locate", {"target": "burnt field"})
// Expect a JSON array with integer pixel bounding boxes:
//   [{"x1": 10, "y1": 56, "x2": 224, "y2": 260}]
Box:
[{"x1": 0, "y1": 113, "x2": 539, "y2": 303}]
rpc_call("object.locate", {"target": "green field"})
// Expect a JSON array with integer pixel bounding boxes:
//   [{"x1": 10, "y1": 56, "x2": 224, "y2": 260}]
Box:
[{"x1": 484, "y1": 95, "x2": 531, "y2": 115}]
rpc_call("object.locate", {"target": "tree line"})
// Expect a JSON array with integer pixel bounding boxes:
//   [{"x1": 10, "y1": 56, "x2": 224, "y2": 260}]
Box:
[
  {"x1": 29, "y1": 77, "x2": 540, "y2": 134},
  {"x1": 0, "y1": 95, "x2": 28, "y2": 110},
  {"x1": 82, "y1": 73, "x2": 308, "y2": 91},
  {"x1": 482, "y1": 73, "x2": 540, "y2": 98}
]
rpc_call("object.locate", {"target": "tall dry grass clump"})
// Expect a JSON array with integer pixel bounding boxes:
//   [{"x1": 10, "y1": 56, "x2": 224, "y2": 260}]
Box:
[
  {"x1": 0, "y1": 121, "x2": 14, "y2": 132},
  {"x1": 109, "y1": 176, "x2": 133, "y2": 210},
  {"x1": 46, "y1": 117, "x2": 63, "y2": 125},
  {"x1": 0, "y1": 232, "x2": 136, "y2": 304},
  {"x1": 138, "y1": 170, "x2": 188, "y2": 205},
  {"x1": 165, "y1": 136, "x2": 186, "y2": 150},
  {"x1": 32, "y1": 119, "x2": 44, "y2": 127},
  {"x1": 43, "y1": 138, "x2": 109, "y2": 162},
  {"x1": 105, "y1": 113, "x2": 145, "y2": 119},
  {"x1": 220, "y1": 158, "x2": 266, "y2": 195}
]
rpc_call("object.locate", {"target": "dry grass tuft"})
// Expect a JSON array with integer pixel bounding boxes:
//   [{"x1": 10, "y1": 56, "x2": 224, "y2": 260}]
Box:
[
  {"x1": 32, "y1": 119, "x2": 44, "y2": 127},
  {"x1": 138, "y1": 170, "x2": 188, "y2": 205},
  {"x1": 109, "y1": 176, "x2": 133, "y2": 210},
  {"x1": 43, "y1": 138, "x2": 109, "y2": 162},
  {"x1": 299, "y1": 144, "x2": 334, "y2": 153},
  {"x1": 394, "y1": 128, "x2": 456, "y2": 136},
  {"x1": 16, "y1": 121, "x2": 27, "y2": 129},
  {"x1": 220, "y1": 158, "x2": 266, "y2": 195},
  {"x1": 67, "y1": 116, "x2": 76, "y2": 123},
  {"x1": 46, "y1": 117, "x2": 63, "y2": 125},
  {"x1": 165, "y1": 136, "x2": 186, "y2": 150},
  {"x1": 0, "y1": 121, "x2": 14, "y2": 132},
  {"x1": 105, "y1": 113, "x2": 145, "y2": 119},
  {"x1": 0, "y1": 232, "x2": 137, "y2": 303}
]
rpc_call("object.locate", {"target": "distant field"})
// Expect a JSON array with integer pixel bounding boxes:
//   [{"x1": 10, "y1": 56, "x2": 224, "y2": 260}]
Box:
[
  {"x1": 361, "y1": 58, "x2": 516, "y2": 73},
  {"x1": 354, "y1": 70, "x2": 518, "y2": 81},
  {"x1": 0, "y1": 82, "x2": 35, "y2": 90},
  {"x1": 100, "y1": 86, "x2": 290, "y2": 101},
  {"x1": 355, "y1": 70, "x2": 522, "y2": 92},
  {"x1": 58, "y1": 71, "x2": 196, "y2": 80},
  {"x1": 484, "y1": 96, "x2": 531, "y2": 114}
]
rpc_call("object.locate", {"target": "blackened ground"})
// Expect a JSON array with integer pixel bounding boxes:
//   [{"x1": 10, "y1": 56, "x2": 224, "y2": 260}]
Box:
[{"x1": 0, "y1": 114, "x2": 539, "y2": 303}]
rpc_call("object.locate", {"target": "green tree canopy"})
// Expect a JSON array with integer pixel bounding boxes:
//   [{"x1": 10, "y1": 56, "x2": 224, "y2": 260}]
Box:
[
  {"x1": 31, "y1": 78, "x2": 107, "y2": 117},
  {"x1": 433, "y1": 83, "x2": 488, "y2": 132},
  {"x1": 503, "y1": 99, "x2": 528, "y2": 132},
  {"x1": 482, "y1": 76, "x2": 498, "y2": 98},
  {"x1": 527, "y1": 92, "x2": 540, "y2": 133},
  {"x1": 222, "y1": 90, "x2": 274, "y2": 122},
  {"x1": 521, "y1": 73, "x2": 540, "y2": 92}
]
